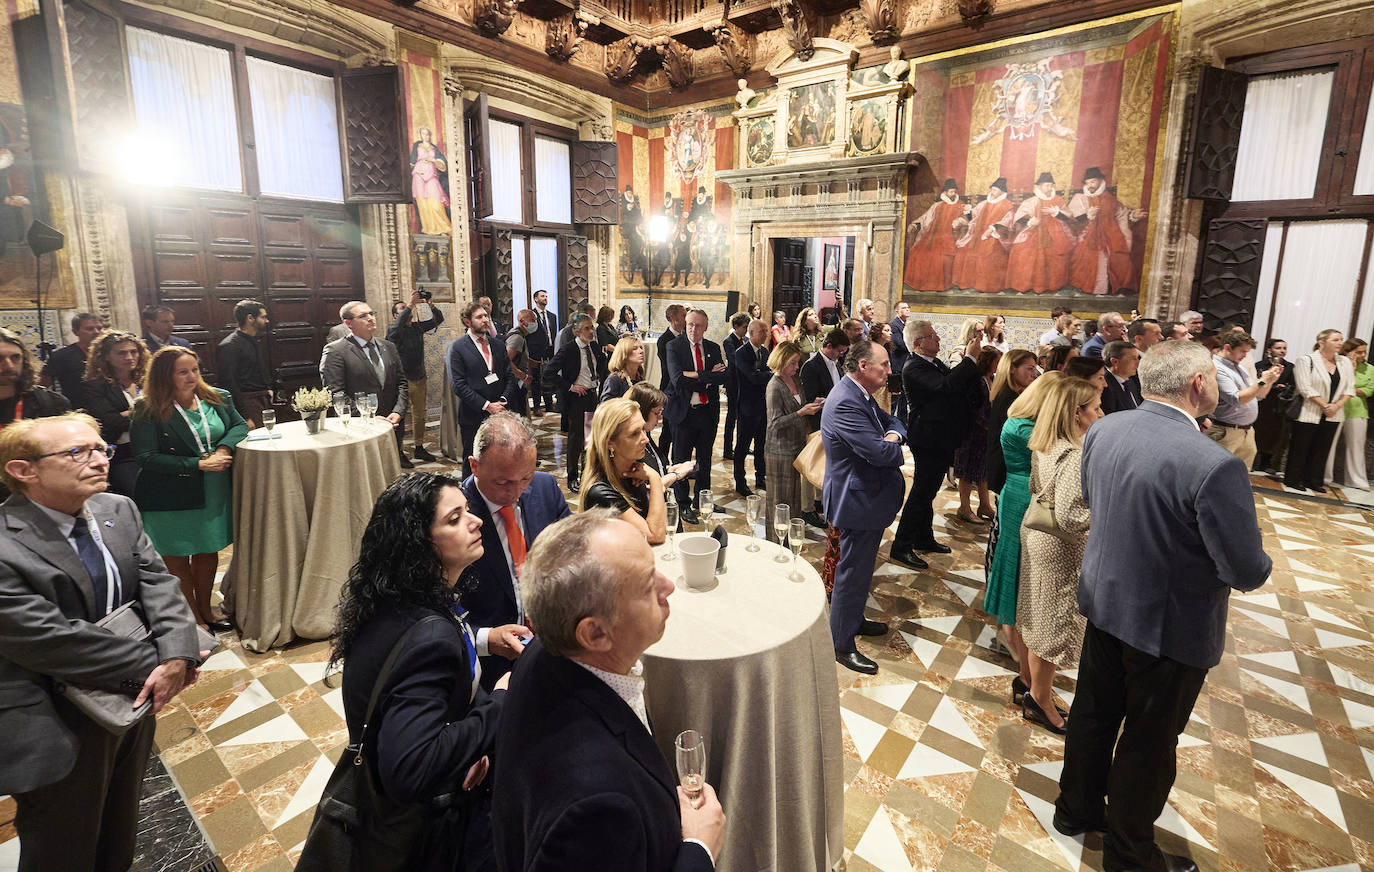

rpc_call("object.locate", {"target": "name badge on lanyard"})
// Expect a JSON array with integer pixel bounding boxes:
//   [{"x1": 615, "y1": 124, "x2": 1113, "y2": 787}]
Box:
[{"x1": 485, "y1": 372, "x2": 500, "y2": 385}]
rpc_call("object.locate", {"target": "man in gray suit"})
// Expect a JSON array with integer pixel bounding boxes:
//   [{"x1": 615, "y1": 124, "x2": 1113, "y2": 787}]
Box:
[
  {"x1": 0, "y1": 412, "x2": 201, "y2": 871},
  {"x1": 321, "y1": 300, "x2": 411, "y2": 466},
  {"x1": 1054, "y1": 340, "x2": 1272, "y2": 872}
]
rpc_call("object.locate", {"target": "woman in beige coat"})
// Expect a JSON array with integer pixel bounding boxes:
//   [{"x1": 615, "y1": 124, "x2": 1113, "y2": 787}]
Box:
[{"x1": 1016, "y1": 376, "x2": 1102, "y2": 734}]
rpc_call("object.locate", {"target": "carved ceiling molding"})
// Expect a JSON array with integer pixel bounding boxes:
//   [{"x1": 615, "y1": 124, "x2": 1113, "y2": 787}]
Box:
[
  {"x1": 134, "y1": 0, "x2": 389, "y2": 58},
  {"x1": 653, "y1": 38, "x2": 695, "y2": 90},
  {"x1": 860, "y1": 0, "x2": 899, "y2": 45},
  {"x1": 606, "y1": 37, "x2": 645, "y2": 85},
  {"x1": 546, "y1": 12, "x2": 588, "y2": 62},
  {"x1": 475, "y1": 0, "x2": 519, "y2": 38},
  {"x1": 446, "y1": 55, "x2": 611, "y2": 127},
  {"x1": 957, "y1": 0, "x2": 994, "y2": 30},
  {"x1": 772, "y1": 0, "x2": 814, "y2": 63},
  {"x1": 705, "y1": 20, "x2": 752, "y2": 79}
]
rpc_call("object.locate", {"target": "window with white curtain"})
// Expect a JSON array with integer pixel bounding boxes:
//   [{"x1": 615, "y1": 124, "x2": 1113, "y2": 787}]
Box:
[
  {"x1": 246, "y1": 57, "x2": 344, "y2": 202},
  {"x1": 535, "y1": 137, "x2": 572, "y2": 224},
  {"x1": 510, "y1": 236, "x2": 529, "y2": 313},
  {"x1": 1252, "y1": 219, "x2": 1367, "y2": 353},
  {"x1": 1232, "y1": 69, "x2": 1335, "y2": 201},
  {"x1": 489, "y1": 119, "x2": 523, "y2": 222},
  {"x1": 126, "y1": 27, "x2": 242, "y2": 191},
  {"x1": 529, "y1": 237, "x2": 560, "y2": 314}
]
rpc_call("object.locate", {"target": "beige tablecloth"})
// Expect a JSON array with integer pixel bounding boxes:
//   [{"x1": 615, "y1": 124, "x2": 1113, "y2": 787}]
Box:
[
  {"x1": 223, "y1": 419, "x2": 402, "y2": 652},
  {"x1": 645, "y1": 535, "x2": 843, "y2": 872}
]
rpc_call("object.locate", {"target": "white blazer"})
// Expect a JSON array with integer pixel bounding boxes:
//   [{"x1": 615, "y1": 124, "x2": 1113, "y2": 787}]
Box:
[{"x1": 1292, "y1": 351, "x2": 1356, "y2": 424}]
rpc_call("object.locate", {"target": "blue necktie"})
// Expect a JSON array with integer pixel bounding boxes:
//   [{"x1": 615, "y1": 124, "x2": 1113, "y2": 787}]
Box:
[{"x1": 72, "y1": 515, "x2": 115, "y2": 615}]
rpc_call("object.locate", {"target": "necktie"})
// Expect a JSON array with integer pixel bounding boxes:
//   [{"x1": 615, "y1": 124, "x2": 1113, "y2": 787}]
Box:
[
  {"x1": 365, "y1": 341, "x2": 383, "y2": 379},
  {"x1": 477, "y1": 335, "x2": 492, "y2": 369},
  {"x1": 497, "y1": 505, "x2": 528, "y2": 627},
  {"x1": 694, "y1": 343, "x2": 708, "y2": 404},
  {"x1": 935, "y1": 357, "x2": 949, "y2": 372},
  {"x1": 583, "y1": 344, "x2": 596, "y2": 384},
  {"x1": 72, "y1": 515, "x2": 114, "y2": 615}
]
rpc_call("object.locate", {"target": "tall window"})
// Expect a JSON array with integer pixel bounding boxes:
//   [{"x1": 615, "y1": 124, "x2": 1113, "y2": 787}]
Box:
[
  {"x1": 1232, "y1": 69, "x2": 1335, "y2": 201},
  {"x1": 246, "y1": 57, "x2": 344, "y2": 202},
  {"x1": 489, "y1": 119, "x2": 524, "y2": 223}
]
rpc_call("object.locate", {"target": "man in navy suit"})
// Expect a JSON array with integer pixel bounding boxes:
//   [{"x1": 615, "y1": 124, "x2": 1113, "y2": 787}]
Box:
[
  {"x1": 821, "y1": 339, "x2": 909, "y2": 675},
  {"x1": 721, "y1": 312, "x2": 749, "y2": 462},
  {"x1": 527, "y1": 289, "x2": 559, "y2": 416},
  {"x1": 666, "y1": 307, "x2": 727, "y2": 519},
  {"x1": 1054, "y1": 341, "x2": 1271, "y2": 872},
  {"x1": 493, "y1": 511, "x2": 725, "y2": 872},
  {"x1": 550, "y1": 315, "x2": 608, "y2": 492},
  {"x1": 656, "y1": 304, "x2": 686, "y2": 462},
  {"x1": 1100, "y1": 340, "x2": 1143, "y2": 414},
  {"x1": 461, "y1": 413, "x2": 570, "y2": 689},
  {"x1": 448, "y1": 301, "x2": 515, "y2": 478},
  {"x1": 732, "y1": 319, "x2": 771, "y2": 496},
  {"x1": 888, "y1": 301, "x2": 911, "y2": 420}
]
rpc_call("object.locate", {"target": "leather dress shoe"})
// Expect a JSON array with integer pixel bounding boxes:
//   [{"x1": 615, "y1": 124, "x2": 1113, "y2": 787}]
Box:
[
  {"x1": 800, "y1": 510, "x2": 827, "y2": 529},
  {"x1": 1052, "y1": 808, "x2": 1106, "y2": 837},
  {"x1": 836, "y1": 650, "x2": 878, "y2": 675},
  {"x1": 888, "y1": 547, "x2": 929, "y2": 571},
  {"x1": 914, "y1": 540, "x2": 952, "y2": 554},
  {"x1": 679, "y1": 506, "x2": 701, "y2": 525},
  {"x1": 206, "y1": 618, "x2": 234, "y2": 634},
  {"x1": 398, "y1": 454, "x2": 414, "y2": 469},
  {"x1": 858, "y1": 619, "x2": 888, "y2": 637},
  {"x1": 735, "y1": 482, "x2": 754, "y2": 497},
  {"x1": 568, "y1": 476, "x2": 581, "y2": 495},
  {"x1": 413, "y1": 445, "x2": 436, "y2": 462}
]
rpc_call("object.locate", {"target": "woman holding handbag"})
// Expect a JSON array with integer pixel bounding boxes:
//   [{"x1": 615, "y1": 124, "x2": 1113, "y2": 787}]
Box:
[
  {"x1": 1016, "y1": 376, "x2": 1101, "y2": 734},
  {"x1": 764, "y1": 341, "x2": 823, "y2": 541},
  {"x1": 130, "y1": 347, "x2": 247, "y2": 632},
  {"x1": 1285, "y1": 329, "x2": 1356, "y2": 493},
  {"x1": 307, "y1": 472, "x2": 508, "y2": 872}
]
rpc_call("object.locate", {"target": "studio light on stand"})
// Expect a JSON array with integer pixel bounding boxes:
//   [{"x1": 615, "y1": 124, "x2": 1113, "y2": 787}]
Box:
[
  {"x1": 26, "y1": 220, "x2": 64, "y2": 362},
  {"x1": 645, "y1": 214, "x2": 673, "y2": 327}
]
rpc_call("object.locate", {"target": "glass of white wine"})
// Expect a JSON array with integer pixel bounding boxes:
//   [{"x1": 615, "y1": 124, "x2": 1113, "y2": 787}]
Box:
[
  {"x1": 789, "y1": 517, "x2": 806, "y2": 581},
  {"x1": 698, "y1": 490, "x2": 715, "y2": 530},
  {"x1": 664, "y1": 501, "x2": 679, "y2": 561},
  {"x1": 773, "y1": 504, "x2": 791, "y2": 562},
  {"x1": 261, "y1": 409, "x2": 275, "y2": 447},
  {"x1": 333, "y1": 395, "x2": 350, "y2": 432},
  {"x1": 675, "y1": 730, "x2": 706, "y2": 810},
  {"x1": 744, "y1": 494, "x2": 762, "y2": 552}
]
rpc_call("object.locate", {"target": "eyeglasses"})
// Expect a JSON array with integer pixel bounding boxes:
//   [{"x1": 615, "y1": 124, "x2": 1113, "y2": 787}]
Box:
[
  {"x1": 30, "y1": 444, "x2": 117, "y2": 464},
  {"x1": 347, "y1": 311, "x2": 376, "y2": 320}
]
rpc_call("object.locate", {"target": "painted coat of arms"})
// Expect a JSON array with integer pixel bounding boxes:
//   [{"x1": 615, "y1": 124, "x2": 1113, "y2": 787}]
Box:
[
  {"x1": 669, "y1": 109, "x2": 713, "y2": 182},
  {"x1": 971, "y1": 58, "x2": 1078, "y2": 146}
]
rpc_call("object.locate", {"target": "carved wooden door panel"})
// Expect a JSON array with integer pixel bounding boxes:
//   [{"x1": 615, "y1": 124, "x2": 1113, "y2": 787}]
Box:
[
  {"x1": 62, "y1": 0, "x2": 133, "y2": 174},
  {"x1": 339, "y1": 66, "x2": 409, "y2": 204},
  {"x1": 1196, "y1": 218, "x2": 1268, "y2": 332},
  {"x1": 1186, "y1": 66, "x2": 1249, "y2": 201},
  {"x1": 560, "y1": 234, "x2": 589, "y2": 307},
  {"x1": 487, "y1": 228, "x2": 514, "y2": 327},
  {"x1": 465, "y1": 93, "x2": 494, "y2": 221},
  {"x1": 571, "y1": 141, "x2": 619, "y2": 225},
  {"x1": 772, "y1": 237, "x2": 808, "y2": 321}
]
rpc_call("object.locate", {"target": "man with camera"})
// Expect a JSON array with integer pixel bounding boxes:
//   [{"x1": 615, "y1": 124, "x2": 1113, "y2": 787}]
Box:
[{"x1": 387, "y1": 290, "x2": 445, "y2": 463}]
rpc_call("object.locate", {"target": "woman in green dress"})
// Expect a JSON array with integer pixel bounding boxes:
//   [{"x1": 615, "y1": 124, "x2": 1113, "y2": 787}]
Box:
[
  {"x1": 982, "y1": 371, "x2": 1061, "y2": 707},
  {"x1": 131, "y1": 346, "x2": 248, "y2": 632}
]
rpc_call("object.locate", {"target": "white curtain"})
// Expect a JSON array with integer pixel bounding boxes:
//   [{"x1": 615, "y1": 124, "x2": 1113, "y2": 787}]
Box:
[
  {"x1": 1354, "y1": 100, "x2": 1374, "y2": 196},
  {"x1": 489, "y1": 119, "x2": 523, "y2": 222},
  {"x1": 1359, "y1": 238, "x2": 1374, "y2": 342},
  {"x1": 510, "y1": 236, "x2": 529, "y2": 313},
  {"x1": 1233, "y1": 69, "x2": 1334, "y2": 201},
  {"x1": 1268, "y1": 220, "x2": 1367, "y2": 351},
  {"x1": 246, "y1": 57, "x2": 344, "y2": 202},
  {"x1": 530, "y1": 236, "x2": 560, "y2": 313},
  {"x1": 535, "y1": 136, "x2": 572, "y2": 224},
  {"x1": 126, "y1": 27, "x2": 241, "y2": 191},
  {"x1": 1247, "y1": 222, "x2": 1286, "y2": 352}
]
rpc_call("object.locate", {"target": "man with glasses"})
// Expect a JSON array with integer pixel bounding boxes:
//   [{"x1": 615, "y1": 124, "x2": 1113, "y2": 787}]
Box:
[
  {"x1": 321, "y1": 300, "x2": 411, "y2": 466},
  {"x1": 0, "y1": 412, "x2": 202, "y2": 872}
]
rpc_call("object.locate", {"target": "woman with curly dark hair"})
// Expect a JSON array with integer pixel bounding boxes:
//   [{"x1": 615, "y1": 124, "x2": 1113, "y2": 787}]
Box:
[
  {"x1": 327, "y1": 472, "x2": 507, "y2": 870},
  {"x1": 80, "y1": 330, "x2": 150, "y2": 496}
]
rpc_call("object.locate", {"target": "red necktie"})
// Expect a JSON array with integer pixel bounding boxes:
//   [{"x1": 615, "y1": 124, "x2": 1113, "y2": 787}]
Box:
[
  {"x1": 477, "y1": 335, "x2": 491, "y2": 369},
  {"x1": 694, "y1": 343, "x2": 708, "y2": 404}
]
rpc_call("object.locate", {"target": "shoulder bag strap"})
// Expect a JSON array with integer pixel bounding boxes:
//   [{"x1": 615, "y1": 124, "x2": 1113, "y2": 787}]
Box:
[{"x1": 355, "y1": 613, "x2": 450, "y2": 759}]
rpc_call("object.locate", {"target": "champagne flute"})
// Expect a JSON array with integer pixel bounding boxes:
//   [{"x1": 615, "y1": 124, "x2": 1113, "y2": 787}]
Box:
[
  {"x1": 744, "y1": 494, "x2": 762, "y2": 552},
  {"x1": 675, "y1": 730, "x2": 706, "y2": 810},
  {"x1": 261, "y1": 409, "x2": 275, "y2": 447},
  {"x1": 362, "y1": 393, "x2": 379, "y2": 421},
  {"x1": 789, "y1": 517, "x2": 806, "y2": 580},
  {"x1": 698, "y1": 490, "x2": 715, "y2": 531},
  {"x1": 773, "y1": 504, "x2": 791, "y2": 562},
  {"x1": 664, "y1": 501, "x2": 679, "y2": 561},
  {"x1": 333, "y1": 395, "x2": 350, "y2": 431}
]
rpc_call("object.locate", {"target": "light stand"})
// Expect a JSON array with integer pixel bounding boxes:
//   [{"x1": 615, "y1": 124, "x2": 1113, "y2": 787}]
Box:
[{"x1": 26, "y1": 220, "x2": 64, "y2": 362}]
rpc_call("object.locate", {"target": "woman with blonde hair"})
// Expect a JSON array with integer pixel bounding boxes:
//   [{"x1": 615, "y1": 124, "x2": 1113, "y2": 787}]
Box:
[
  {"x1": 1285, "y1": 328, "x2": 1356, "y2": 492},
  {"x1": 947, "y1": 318, "x2": 983, "y2": 366},
  {"x1": 763, "y1": 341, "x2": 823, "y2": 541},
  {"x1": 579, "y1": 397, "x2": 668, "y2": 544},
  {"x1": 130, "y1": 346, "x2": 248, "y2": 631},
  {"x1": 792, "y1": 307, "x2": 823, "y2": 359},
  {"x1": 982, "y1": 371, "x2": 1062, "y2": 710},
  {"x1": 1017, "y1": 376, "x2": 1102, "y2": 734},
  {"x1": 600, "y1": 335, "x2": 647, "y2": 403},
  {"x1": 80, "y1": 330, "x2": 151, "y2": 496}
]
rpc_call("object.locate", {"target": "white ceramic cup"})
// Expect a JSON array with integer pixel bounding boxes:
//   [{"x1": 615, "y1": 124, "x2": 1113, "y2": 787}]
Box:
[{"x1": 678, "y1": 536, "x2": 721, "y2": 590}]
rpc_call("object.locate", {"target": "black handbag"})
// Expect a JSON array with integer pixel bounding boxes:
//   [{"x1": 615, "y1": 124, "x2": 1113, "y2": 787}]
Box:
[
  {"x1": 1285, "y1": 356, "x2": 1314, "y2": 421},
  {"x1": 297, "y1": 615, "x2": 468, "y2": 872}
]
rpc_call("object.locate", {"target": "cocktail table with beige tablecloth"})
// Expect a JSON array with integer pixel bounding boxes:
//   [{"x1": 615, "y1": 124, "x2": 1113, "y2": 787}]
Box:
[
  {"x1": 645, "y1": 534, "x2": 844, "y2": 872},
  {"x1": 223, "y1": 419, "x2": 402, "y2": 652}
]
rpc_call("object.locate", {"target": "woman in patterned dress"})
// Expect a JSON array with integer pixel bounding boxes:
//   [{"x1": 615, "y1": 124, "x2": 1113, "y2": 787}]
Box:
[
  {"x1": 1016, "y1": 376, "x2": 1102, "y2": 734},
  {"x1": 764, "y1": 341, "x2": 823, "y2": 542}
]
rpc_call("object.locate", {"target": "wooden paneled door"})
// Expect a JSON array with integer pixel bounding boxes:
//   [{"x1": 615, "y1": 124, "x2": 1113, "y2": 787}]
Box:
[
  {"x1": 132, "y1": 192, "x2": 363, "y2": 414},
  {"x1": 772, "y1": 237, "x2": 809, "y2": 323}
]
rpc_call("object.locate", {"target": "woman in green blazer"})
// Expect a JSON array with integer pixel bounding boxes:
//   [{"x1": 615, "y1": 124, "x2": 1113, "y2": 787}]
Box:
[{"x1": 131, "y1": 346, "x2": 248, "y2": 632}]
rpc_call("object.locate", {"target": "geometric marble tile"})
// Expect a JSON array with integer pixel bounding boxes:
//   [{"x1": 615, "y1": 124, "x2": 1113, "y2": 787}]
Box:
[
  {"x1": 1256, "y1": 761, "x2": 1347, "y2": 830},
  {"x1": 852, "y1": 682, "x2": 918, "y2": 712},
  {"x1": 1306, "y1": 605, "x2": 1364, "y2": 632},
  {"x1": 942, "y1": 579, "x2": 980, "y2": 606},
  {"x1": 899, "y1": 631, "x2": 945, "y2": 669},
  {"x1": 1015, "y1": 788, "x2": 1084, "y2": 870},
  {"x1": 272, "y1": 755, "x2": 333, "y2": 828},
  {"x1": 1342, "y1": 697, "x2": 1374, "y2": 729},
  {"x1": 842, "y1": 707, "x2": 888, "y2": 762},
  {"x1": 1156, "y1": 799, "x2": 1217, "y2": 852},
  {"x1": 1328, "y1": 664, "x2": 1374, "y2": 696},
  {"x1": 926, "y1": 697, "x2": 983, "y2": 749},
  {"x1": 1316, "y1": 628, "x2": 1371, "y2": 649},
  {"x1": 208, "y1": 679, "x2": 276, "y2": 730},
  {"x1": 1239, "y1": 650, "x2": 1302, "y2": 674},
  {"x1": 219, "y1": 713, "x2": 309, "y2": 747},
  {"x1": 919, "y1": 615, "x2": 965, "y2": 637},
  {"x1": 1241, "y1": 668, "x2": 1312, "y2": 712},
  {"x1": 1253, "y1": 732, "x2": 1329, "y2": 767},
  {"x1": 896, "y1": 743, "x2": 976, "y2": 780},
  {"x1": 854, "y1": 807, "x2": 915, "y2": 872}
]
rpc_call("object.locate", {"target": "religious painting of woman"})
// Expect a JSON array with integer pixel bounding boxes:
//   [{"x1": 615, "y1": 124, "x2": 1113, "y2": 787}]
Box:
[{"x1": 410, "y1": 127, "x2": 452, "y2": 236}]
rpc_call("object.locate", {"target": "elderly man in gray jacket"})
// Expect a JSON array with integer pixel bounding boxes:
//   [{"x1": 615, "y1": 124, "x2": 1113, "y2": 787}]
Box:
[{"x1": 0, "y1": 412, "x2": 202, "y2": 872}]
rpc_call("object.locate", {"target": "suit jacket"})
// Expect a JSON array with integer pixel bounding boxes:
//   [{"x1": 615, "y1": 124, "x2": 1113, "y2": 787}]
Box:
[
  {"x1": 0, "y1": 492, "x2": 199, "y2": 794},
  {"x1": 889, "y1": 316, "x2": 910, "y2": 375},
  {"x1": 458, "y1": 474, "x2": 570, "y2": 685},
  {"x1": 492, "y1": 640, "x2": 713, "y2": 872},
  {"x1": 320, "y1": 334, "x2": 410, "y2": 420},
  {"x1": 733, "y1": 342, "x2": 772, "y2": 416},
  {"x1": 550, "y1": 338, "x2": 609, "y2": 394},
  {"x1": 903, "y1": 354, "x2": 981, "y2": 459},
  {"x1": 1101, "y1": 372, "x2": 1141, "y2": 415},
  {"x1": 80, "y1": 378, "x2": 135, "y2": 443},
  {"x1": 129, "y1": 389, "x2": 249, "y2": 512},
  {"x1": 526, "y1": 308, "x2": 559, "y2": 361},
  {"x1": 664, "y1": 335, "x2": 727, "y2": 426},
  {"x1": 1079, "y1": 402, "x2": 1271, "y2": 669},
  {"x1": 820, "y1": 375, "x2": 908, "y2": 531},
  {"x1": 448, "y1": 334, "x2": 515, "y2": 427},
  {"x1": 656, "y1": 327, "x2": 679, "y2": 390},
  {"x1": 722, "y1": 331, "x2": 744, "y2": 393}
]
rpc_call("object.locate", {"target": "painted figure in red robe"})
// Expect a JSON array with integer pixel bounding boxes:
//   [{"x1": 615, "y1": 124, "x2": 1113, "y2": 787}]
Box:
[
  {"x1": 903, "y1": 178, "x2": 970, "y2": 291},
  {"x1": 1004, "y1": 172, "x2": 1076, "y2": 294},
  {"x1": 1065, "y1": 166, "x2": 1147, "y2": 294},
  {"x1": 952, "y1": 177, "x2": 1014, "y2": 293}
]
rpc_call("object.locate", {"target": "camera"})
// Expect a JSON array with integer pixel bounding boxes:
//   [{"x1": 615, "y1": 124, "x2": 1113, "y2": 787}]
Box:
[{"x1": 418, "y1": 289, "x2": 433, "y2": 300}]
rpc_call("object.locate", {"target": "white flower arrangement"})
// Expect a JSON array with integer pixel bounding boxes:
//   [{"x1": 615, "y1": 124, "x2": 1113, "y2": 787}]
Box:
[{"x1": 292, "y1": 387, "x2": 333, "y2": 415}]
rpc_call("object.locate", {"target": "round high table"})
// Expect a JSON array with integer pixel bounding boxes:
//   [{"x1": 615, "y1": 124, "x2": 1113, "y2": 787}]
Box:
[
  {"x1": 645, "y1": 534, "x2": 843, "y2": 872},
  {"x1": 222, "y1": 419, "x2": 402, "y2": 652}
]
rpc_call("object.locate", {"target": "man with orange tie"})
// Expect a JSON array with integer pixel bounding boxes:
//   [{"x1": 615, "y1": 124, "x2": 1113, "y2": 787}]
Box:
[
  {"x1": 449, "y1": 301, "x2": 515, "y2": 479},
  {"x1": 461, "y1": 412, "x2": 571, "y2": 689}
]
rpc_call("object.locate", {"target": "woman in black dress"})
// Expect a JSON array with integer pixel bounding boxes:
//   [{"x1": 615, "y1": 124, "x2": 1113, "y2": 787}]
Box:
[
  {"x1": 1254, "y1": 337, "x2": 1295, "y2": 474},
  {"x1": 954, "y1": 347, "x2": 1002, "y2": 523},
  {"x1": 579, "y1": 397, "x2": 670, "y2": 544},
  {"x1": 80, "y1": 330, "x2": 150, "y2": 497}
]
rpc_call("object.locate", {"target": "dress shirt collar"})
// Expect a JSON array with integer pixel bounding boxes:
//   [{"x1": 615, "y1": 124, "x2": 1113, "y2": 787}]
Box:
[
  {"x1": 349, "y1": 333, "x2": 372, "y2": 349},
  {"x1": 916, "y1": 352, "x2": 938, "y2": 364},
  {"x1": 468, "y1": 330, "x2": 489, "y2": 343},
  {"x1": 575, "y1": 335, "x2": 590, "y2": 350},
  {"x1": 1146, "y1": 399, "x2": 1201, "y2": 431},
  {"x1": 1109, "y1": 370, "x2": 1129, "y2": 387},
  {"x1": 32, "y1": 498, "x2": 84, "y2": 533},
  {"x1": 844, "y1": 374, "x2": 875, "y2": 401},
  {"x1": 576, "y1": 658, "x2": 649, "y2": 731}
]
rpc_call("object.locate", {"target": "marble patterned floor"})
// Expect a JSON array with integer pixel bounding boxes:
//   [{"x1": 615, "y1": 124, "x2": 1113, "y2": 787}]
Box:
[{"x1": 2, "y1": 410, "x2": 1373, "y2": 872}]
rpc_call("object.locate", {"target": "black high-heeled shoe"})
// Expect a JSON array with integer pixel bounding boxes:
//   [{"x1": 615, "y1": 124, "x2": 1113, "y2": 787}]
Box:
[
  {"x1": 1011, "y1": 676, "x2": 1029, "y2": 705},
  {"x1": 1022, "y1": 696, "x2": 1068, "y2": 735}
]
